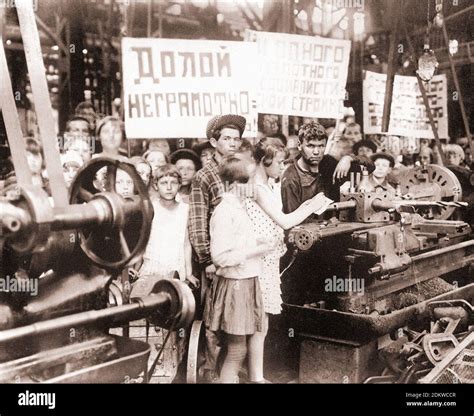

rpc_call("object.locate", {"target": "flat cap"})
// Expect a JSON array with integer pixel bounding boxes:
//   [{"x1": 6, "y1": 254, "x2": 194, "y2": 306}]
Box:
[
  {"x1": 353, "y1": 139, "x2": 377, "y2": 155},
  {"x1": 371, "y1": 152, "x2": 395, "y2": 168},
  {"x1": 206, "y1": 114, "x2": 246, "y2": 139}
]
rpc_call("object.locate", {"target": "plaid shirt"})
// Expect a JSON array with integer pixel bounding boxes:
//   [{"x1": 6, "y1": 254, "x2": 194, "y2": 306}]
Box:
[{"x1": 188, "y1": 156, "x2": 224, "y2": 267}]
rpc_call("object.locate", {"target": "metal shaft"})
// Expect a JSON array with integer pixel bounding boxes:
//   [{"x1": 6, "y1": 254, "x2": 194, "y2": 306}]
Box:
[
  {"x1": 0, "y1": 293, "x2": 171, "y2": 345},
  {"x1": 372, "y1": 200, "x2": 468, "y2": 211},
  {"x1": 325, "y1": 200, "x2": 357, "y2": 211}
]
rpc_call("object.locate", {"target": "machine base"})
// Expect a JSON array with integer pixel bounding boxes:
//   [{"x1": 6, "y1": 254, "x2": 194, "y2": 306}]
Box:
[{"x1": 299, "y1": 337, "x2": 382, "y2": 383}]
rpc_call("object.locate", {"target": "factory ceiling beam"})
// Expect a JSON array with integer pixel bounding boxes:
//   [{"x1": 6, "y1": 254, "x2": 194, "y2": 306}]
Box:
[{"x1": 410, "y1": 4, "x2": 474, "y2": 37}]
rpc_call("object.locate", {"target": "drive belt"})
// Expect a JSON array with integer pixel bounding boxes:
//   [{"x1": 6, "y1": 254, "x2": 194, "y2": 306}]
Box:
[{"x1": 0, "y1": 37, "x2": 33, "y2": 187}]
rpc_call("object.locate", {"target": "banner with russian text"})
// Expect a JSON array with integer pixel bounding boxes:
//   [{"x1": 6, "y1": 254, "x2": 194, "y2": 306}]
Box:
[
  {"x1": 363, "y1": 70, "x2": 448, "y2": 139},
  {"x1": 122, "y1": 38, "x2": 258, "y2": 138},
  {"x1": 246, "y1": 30, "x2": 351, "y2": 119}
]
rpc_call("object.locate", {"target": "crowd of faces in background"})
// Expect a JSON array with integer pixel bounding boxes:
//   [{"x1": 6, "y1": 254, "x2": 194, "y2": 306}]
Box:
[{"x1": 2, "y1": 104, "x2": 472, "y2": 206}]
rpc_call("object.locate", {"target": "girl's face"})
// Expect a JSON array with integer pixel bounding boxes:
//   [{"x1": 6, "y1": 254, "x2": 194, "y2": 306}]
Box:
[
  {"x1": 201, "y1": 148, "x2": 215, "y2": 166},
  {"x1": 419, "y1": 149, "x2": 432, "y2": 165},
  {"x1": 264, "y1": 151, "x2": 286, "y2": 180},
  {"x1": 116, "y1": 169, "x2": 134, "y2": 198},
  {"x1": 343, "y1": 125, "x2": 362, "y2": 143},
  {"x1": 100, "y1": 122, "x2": 123, "y2": 153},
  {"x1": 175, "y1": 159, "x2": 196, "y2": 186},
  {"x1": 156, "y1": 175, "x2": 180, "y2": 200},
  {"x1": 27, "y1": 151, "x2": 43, "y2": 174},
  {"x1": 146, "y1": 151, "x2": 167, "y2": 174},
  {"x1": 63, "y1": 162, "x2": 81, "y2": 188},
  {"x1": 136, "y1": 162, "x2": 151, "y2": 186}
]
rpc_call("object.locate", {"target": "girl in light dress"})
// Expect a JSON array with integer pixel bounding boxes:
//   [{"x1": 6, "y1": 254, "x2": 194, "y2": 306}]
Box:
[
  {"x1": 130, "y1": 164, "x2": 198, "y2": 383},
  {"x1": 244, "y1": 137, "x2": 331, "y2": 382}
]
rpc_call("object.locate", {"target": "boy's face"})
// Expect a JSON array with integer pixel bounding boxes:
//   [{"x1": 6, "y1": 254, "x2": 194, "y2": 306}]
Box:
[
  {"x1": 211, "y1": 127, "x2": 242, "y2": 157},
  {"x1": 175, "y1": 158, "x2": 196, "y2": 186},
  {"x1": 446, "y1": 152, "x2": 462, "y2": 166},
  {"x1": 27, "y1": 152, "x2": 43, "y2": 174},
  {"x1": 357, "y1": 146, "x2": 374, "y2": 158},
  {"x1": 100, "y1": 122, "x2": 122, "y2": 152},
  {"x1": 299, "y1": 138, "x2": 326, "y2": 167},
  {"x1": 201, "y1": 148, "x2": 215, "y2": 166},
  {"x1": 67, "y1": 120, "x2": 90, "y2": 136},
  {"x1": 156, "y1": 175, "x2": 180, "y2": 200},
  {"x1": 115, "y1": 169, "x2": 134, "y2": 198},
  {"x1": 373, "y1": 158, "x2": 392, "y2": 179}
]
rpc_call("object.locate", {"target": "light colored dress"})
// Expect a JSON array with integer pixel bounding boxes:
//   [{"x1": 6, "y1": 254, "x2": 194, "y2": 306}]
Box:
[
  {"x1": 129, "y1": 199, "x2": 188, "y2": 383},
  {"x1": 139, "y1": 199, "x2": 188, "y2": 281},
  {"x1": 245, "y1": 184, "x2": 287, "y2": 315}
]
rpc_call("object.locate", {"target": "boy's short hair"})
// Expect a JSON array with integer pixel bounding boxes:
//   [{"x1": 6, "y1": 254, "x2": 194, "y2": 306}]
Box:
[
  {"x1": 65, "y1": 116, "x2": 91, "y2": 133},
  {"x1": 219, "y1": 155, "x2": 252, "y2": 185},
  {"x1": 153, "y1": 163, "x2": 182, "y2": 185},
  {"x1": 298, "y1": 122, "x2": 328, "y2": 144},
  {"x1": 211, "y1": 124, "x2": 242, "y2": 141}
]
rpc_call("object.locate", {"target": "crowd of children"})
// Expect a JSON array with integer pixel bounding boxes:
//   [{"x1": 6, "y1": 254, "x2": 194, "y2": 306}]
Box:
[{"x1": 1, "y1": 101, "x2": 472, "y2": 384}]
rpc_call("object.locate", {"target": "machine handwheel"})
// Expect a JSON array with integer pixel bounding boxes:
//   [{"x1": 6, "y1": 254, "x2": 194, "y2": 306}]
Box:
[
  {"x1": 400, "y1": 164, "x2": 462, "y2": 220},
  {"x1": 70, "y1": 157, "x2": 153, "y2": 270}
]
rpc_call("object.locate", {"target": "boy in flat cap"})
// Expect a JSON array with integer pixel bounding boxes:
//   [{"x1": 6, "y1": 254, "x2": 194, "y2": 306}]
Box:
[
  {"x1": 367, "y1": 153, "x2": 397, "y2": 197},
  {"x1": 188, "y1": 114, "x2": 246, "y2": 382},
  {"x1": 170, "y1": 148, "x2": 202, "y2": 204},
  {"x1": 353, "y1": 139, "x2": 377, "y2": 159}
]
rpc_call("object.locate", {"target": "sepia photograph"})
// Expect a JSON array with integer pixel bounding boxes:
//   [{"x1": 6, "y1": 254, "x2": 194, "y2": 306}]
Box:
[{"x1": 0, "y1": 0, "x2": 473, "y2": 410}]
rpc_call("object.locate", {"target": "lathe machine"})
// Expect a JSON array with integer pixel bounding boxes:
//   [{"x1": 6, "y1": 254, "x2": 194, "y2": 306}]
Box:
[{"x1": 284, "y1": 164, "x2": 474, "y2": 383}]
